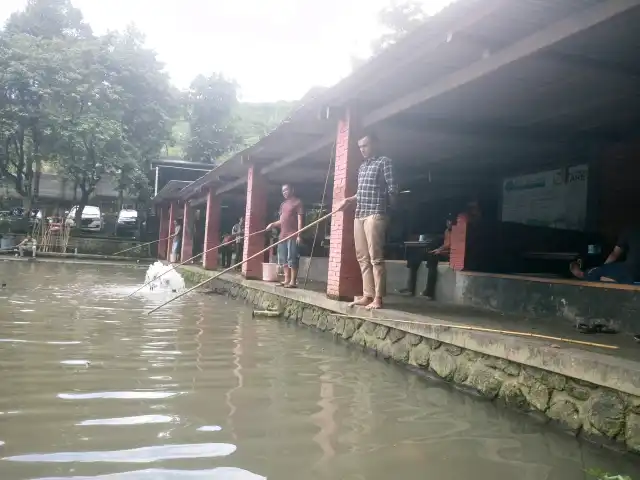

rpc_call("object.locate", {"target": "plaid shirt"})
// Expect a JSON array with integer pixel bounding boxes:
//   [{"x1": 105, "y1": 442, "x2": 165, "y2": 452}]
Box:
[{"x1": 355, "y1": 156, "x2": 397, "y2": 218}]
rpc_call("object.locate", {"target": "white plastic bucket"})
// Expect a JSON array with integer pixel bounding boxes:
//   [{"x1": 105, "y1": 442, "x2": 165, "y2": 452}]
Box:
[
  {"x1": 262, "y1": 263, "x2": 278, "y2": 282},
  {"x1": 169, "y1": 253, "x2": 177, "y2": 263}
]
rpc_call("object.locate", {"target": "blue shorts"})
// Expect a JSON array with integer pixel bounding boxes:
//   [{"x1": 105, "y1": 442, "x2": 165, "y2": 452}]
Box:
[{"x1": 277, "y1": 238, "x2": 299, "y2": 268}]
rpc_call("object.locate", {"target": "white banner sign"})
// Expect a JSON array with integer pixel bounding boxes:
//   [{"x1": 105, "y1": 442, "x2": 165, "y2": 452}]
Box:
[{"x1": 501, "y1": 165, "x2": 588, "y2": 231}]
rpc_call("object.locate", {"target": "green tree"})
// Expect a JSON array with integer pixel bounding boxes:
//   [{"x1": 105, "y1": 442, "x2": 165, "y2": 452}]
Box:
[
  {"x1": 5, "y1": 0, "x2": 91, "y2": 39},
  {"x1": 0, "y1": 0, "x2": 91, "y2": 215},
  {"x1": 0, "y1": 34, "x2": 60, "y2": 214},
  {"x1": 51, "y1": 35, "x2": 133, "y2": 225},
  {"x1": 233, "y1": 101, "x2": 294, "y2": 149},
  {"x1": 107, "y1": 27, "x2": 178, "y2": 206},
  {"x1": 371, "y1": 0, "x2": 427, "y2": 53},
  {"x1": 183, "y1": 74, "x2": 240, "y2": 163}
]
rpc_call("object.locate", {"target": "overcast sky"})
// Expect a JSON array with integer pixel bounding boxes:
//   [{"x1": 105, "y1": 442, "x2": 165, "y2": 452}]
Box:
[{"x1": 1, "y1": 0, "x2": 452, "y2": 102}]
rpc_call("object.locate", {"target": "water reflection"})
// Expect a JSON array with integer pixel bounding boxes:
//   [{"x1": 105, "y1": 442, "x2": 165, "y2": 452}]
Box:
[
  {"x1": 35, "y1": 467, "x2": 266, "y2": 479},
  {"x1": 77, "y1": 416, "x2": 175, "y2": 426},
  {"x1": 5, "y1": 443, "x2": 237, "y2": 463},
  {"x1": 0, "y1": 261, "x2": 639, "y2": 480}
]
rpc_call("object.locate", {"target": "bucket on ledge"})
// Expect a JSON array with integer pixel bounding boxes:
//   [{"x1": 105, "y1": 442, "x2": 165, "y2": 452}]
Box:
[{"x1": 262, "y1": 263, "x2": 278, "y2": 282}]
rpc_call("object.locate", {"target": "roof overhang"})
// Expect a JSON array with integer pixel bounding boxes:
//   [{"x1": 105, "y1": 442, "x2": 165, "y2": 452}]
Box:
[{"x1": 152, "y1": 180, "x2": 191, "y2": 205}]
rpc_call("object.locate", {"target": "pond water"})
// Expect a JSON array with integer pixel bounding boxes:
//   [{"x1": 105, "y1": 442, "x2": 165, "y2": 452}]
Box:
[{"x1": 0, "y1": 261, "x2": 638, "y2": 480}]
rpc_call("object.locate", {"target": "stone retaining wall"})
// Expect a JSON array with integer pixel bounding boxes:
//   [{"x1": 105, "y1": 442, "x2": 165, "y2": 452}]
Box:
[
  {"x1": 180, "y1": 268, "x2": 640, "y2": 454},
  {"x1": 5, "y1": 233, "x2": 151, "y2": 258}
]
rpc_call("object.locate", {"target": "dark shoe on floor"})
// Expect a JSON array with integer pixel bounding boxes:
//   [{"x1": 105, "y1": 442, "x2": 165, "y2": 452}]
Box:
[
  {"x1": 397, "y1": 288, "x2": 415, "y2": 296},
  {"x1": 420, "y1": 290, "x2": 434, "y2": 300}
]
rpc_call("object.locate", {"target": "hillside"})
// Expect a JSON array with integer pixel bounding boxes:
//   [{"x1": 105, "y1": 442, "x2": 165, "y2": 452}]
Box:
[{"x1": 165, "y1": 100, "x2": 295, "y2": 160}]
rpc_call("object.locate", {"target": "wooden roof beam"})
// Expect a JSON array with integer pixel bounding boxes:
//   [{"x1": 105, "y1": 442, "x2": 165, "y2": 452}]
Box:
[{"x1": 364, "y1": 0, "x2": 640, "y2": 128}]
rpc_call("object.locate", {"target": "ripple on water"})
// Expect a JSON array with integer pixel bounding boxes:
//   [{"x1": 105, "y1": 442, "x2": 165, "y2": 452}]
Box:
[
  {"x1": 77, "y1": 415, "x2": 175, "y2": 426},
  {"x1": 58, "y1": 391, "x2": 180, "y2": 400},
  {"x1": 0, "y1": 339, "x2": 81, "y2": 345},
  {"x1": 33, "y1": 467, "x2": 266, "y2": 479},
  {"x1": 60, "y1": 360, "x2": 90, "y2": 366},
  {"x1": 4, "y1": 443, "x2": 237, "y2": 463},
  {"x1": 197, "y1": 426, "x2": 222, "y2": 432}
]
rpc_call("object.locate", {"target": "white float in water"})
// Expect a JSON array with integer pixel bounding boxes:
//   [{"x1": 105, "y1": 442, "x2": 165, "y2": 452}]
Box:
[{"x1": 143, "y1": 262, "x2": 185, "y2": 293}]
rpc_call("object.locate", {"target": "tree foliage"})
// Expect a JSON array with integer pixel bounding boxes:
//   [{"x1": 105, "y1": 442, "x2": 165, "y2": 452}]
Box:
[
  {"x1": 0, "y1": 0, "x2": 176, "y2": 220},
  {"x1": 350, "y1": 0, "x2": 427, "y2": 69},
  {"x1": 372, "y1": 0, "x2": 427, "y2": 53},
  {"x1": 183, "y1": 74, "x2": 240, "y2": 163},
  {"x1": 5, "y1": 0, "x2": 91, "y2": 39}
]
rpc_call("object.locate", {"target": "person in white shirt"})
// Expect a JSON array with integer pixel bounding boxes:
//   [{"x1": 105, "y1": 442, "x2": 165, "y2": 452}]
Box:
[{"x1": 18, "y1": 235, "x2": 37, "y2": 258}]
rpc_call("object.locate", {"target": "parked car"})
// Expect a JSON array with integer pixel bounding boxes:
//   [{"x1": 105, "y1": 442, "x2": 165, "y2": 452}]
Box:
[
  {"x1": 66, "y1": 205, "x2": 103, "y2": 232},
  {"x1": 116, "y1": 209, "x2": 138, "y2": 237}
]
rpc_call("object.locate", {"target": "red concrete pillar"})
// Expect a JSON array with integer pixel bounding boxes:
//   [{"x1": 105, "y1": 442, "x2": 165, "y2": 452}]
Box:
[
  {"x1": 327, "y1": 107, "x2": 362, "y2": 300},
  {"x1": 181, "y1": 202, "x2": 194, "y2": 262},
  {"x1": 449, "y1": 214, "x2": 468, "y2": 271},
  {"x1": 242, "y1": 165, "x2": 267, "y2": 279},
  {"x1": 157, "y1": 204, "x2": 169, "y2": 260},
  {"x1": 166, "y1": 201, "x2": 178, "y2": 260},
  {"x1": 203, "y1": 190, "x2": 220, "y2": 270}
]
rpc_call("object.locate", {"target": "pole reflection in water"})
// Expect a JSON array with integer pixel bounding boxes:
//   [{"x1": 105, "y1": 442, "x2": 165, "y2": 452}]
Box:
[{"x1": 0, "y1": 261, "x2": 639, "y2": 480}]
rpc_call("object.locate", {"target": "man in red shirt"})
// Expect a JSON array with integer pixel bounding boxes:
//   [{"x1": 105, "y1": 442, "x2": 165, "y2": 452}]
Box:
[{"x1": 267, "y1": 184, "x2": 304, "y2": 288}]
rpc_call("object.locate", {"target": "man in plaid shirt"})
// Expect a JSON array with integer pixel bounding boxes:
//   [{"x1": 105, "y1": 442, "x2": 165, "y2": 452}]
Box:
[{"x1": 337, "y1": 132, "x2": 397, "y2": 309}]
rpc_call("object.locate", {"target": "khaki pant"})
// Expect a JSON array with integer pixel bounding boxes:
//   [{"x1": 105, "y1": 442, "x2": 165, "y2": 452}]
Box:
[{"x1": 354, "y1": 214, "x2": 387, "y2": 298}]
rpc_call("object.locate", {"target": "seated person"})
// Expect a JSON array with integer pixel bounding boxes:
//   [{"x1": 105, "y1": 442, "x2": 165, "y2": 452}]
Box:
[
  {"x1": 400, "y1": 216, "x2": 452, "y2": 298},
  {"x1": 17, "y1": 235, "x2": 37, "y2": 258},
  {"x1": 570, "y1": 227, "x2": 640, "y2": 284},
  {"x1": 458, "y1": 198, "x2": 482, "y2": 224}
]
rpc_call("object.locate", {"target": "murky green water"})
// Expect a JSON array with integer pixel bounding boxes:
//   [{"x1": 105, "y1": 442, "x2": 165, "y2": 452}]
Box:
[{"x1": 0, "y1": 261, "x2": 639, "y2": 479}]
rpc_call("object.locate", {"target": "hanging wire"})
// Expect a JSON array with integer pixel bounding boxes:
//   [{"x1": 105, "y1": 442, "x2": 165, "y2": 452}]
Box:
[{"x1": 303, "y1": 140, "x2": 336, "y2": 289}]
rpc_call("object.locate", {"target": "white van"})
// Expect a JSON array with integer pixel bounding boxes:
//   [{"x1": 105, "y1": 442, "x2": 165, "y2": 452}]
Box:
[{"x1": 66, "y1": 205, "x2": 103, "y2": 232}]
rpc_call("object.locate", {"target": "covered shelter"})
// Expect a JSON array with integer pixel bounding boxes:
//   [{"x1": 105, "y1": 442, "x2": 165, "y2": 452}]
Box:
[{"x1": 156, "y1": 0, "x2": 640, "y2": 332}]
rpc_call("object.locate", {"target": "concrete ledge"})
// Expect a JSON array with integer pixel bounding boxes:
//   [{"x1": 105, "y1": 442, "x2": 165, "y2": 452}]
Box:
[
  {"x1": 0, "y1": 254, "x2": 150, "y2": 268},
  {"x1": 179, "y1": 266, "x2": 640, "y2": 453},
  {"x1": 0, "y1": 251, "x2": 152, "y2": 263}
]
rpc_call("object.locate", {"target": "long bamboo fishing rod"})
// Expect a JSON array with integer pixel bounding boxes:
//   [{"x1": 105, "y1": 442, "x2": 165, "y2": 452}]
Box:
[
  {"x1": 128, "y1": 228, "x2": 267, "y2": 297},
  {"x1": 147, "y1": 210, "x2": 338, "y2": 315},
  {"x1": 113, "y1": 233, "x2": 178, "y2": 256},
  {"x1": 334, "y1": 314, "x2": 618, "y2": 350}
]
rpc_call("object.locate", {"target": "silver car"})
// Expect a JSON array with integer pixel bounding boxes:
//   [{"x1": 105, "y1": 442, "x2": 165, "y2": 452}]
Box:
[{"x1": 66, "y1": 206, "x2": 103, "y2": 232}]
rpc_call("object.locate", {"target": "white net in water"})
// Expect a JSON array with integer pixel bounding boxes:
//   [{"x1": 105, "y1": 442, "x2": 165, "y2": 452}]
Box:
[{"x1": 144, "y1": 261, "x2": 186, "y2": 292}]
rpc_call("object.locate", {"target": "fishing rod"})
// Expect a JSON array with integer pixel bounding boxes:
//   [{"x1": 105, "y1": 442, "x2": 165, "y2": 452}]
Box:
[
  {"x1": 128, "y1": 228, "x2": 267, "y2": 297},
  {"x1": 147, "y1": 210, "x2": 339, "y2": 315},
  {"x1": 113, "y1": 233, "x2": 178, "y2": 256},
  {"x1": 333, "y1": 314, "x2": 619, "y2": 350}
]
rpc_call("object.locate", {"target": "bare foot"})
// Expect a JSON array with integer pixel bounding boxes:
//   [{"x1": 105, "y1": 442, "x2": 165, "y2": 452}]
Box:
[
  {"x1": 348, "y1": 296, "x2": 373, "y2": 308},
  {"x1": 569, "y1": 261, "x2": 584, "y2": 279},
  {"x1": 365, "y1": 298, "x2": 383, "y2": 310}
]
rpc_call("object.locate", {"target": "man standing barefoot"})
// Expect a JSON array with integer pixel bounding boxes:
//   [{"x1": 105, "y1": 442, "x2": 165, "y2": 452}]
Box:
[
  {"x1": 336, "y1": 132, "x2": 397, "y2": 310},
  {"x1": 267, "y1": 184, "x2": 304, "y2": 288}
]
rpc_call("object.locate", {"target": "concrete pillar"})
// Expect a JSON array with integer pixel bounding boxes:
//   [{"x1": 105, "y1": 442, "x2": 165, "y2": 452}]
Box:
[
  {"x1": 203, "y1": 190, "x2": 220, "y2": 270},
  {"x1": 327, "y1": 107, "x2": 362, "y2": 300},
  {"x1": 242, "y1": 165, "x2": 267, "y2": 279},
  {"x1": 167, "y1": 201, "x2": 178, "y2": 260},
  {"x1": 158, "y1": 204, "x2": 169, "y2": 260},
  {"x1": 181, "y1": 202, "x2": 194, "y2": 263}
]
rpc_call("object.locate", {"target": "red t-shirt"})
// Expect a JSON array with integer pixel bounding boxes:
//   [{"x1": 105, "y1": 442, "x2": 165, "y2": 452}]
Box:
[{"x1": 279, "y1": 197, "x2": 303, "y2": 238}]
